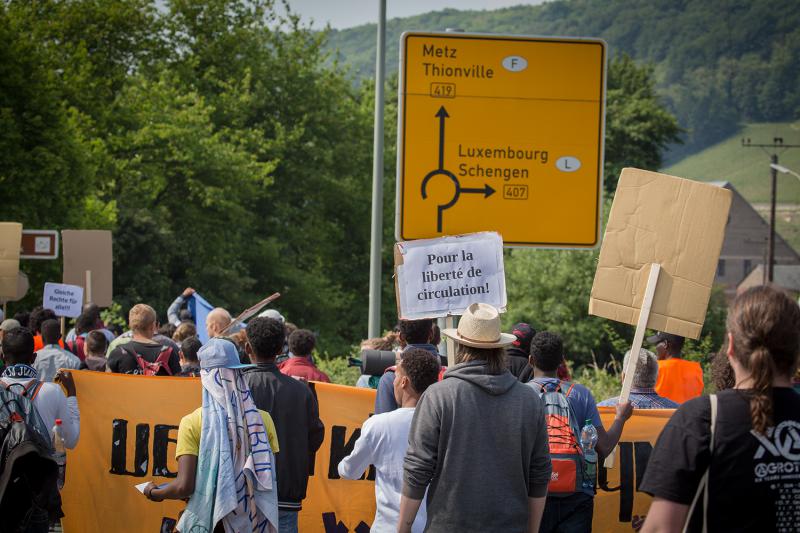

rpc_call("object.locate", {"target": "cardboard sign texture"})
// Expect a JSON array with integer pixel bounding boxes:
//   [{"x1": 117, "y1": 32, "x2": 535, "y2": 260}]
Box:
[{"x1": 589, "y1": 168, "x2": 732, "y2": 339}]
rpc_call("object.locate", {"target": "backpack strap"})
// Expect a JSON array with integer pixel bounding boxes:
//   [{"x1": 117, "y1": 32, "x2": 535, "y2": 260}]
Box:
[
  {"x1": 23, "y1": 380, "x2": 45, "y2": 401},
  {"x1": 560, "y1": 381, "x2": 576, "y2": 398},
  {"x1": 683, "y1": 394, "x2": 717, "y2": 533},
  {"x1": 2, "y1": 379, "x2": 44, "y2": 400},
  {"x1": 154, "y1": 347, "x2": 174, "y2": 376}
]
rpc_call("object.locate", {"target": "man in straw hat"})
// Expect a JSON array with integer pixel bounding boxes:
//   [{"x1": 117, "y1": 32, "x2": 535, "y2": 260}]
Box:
[{"x1": 398, "y1": 303, "x2": 552, "y2": 533}]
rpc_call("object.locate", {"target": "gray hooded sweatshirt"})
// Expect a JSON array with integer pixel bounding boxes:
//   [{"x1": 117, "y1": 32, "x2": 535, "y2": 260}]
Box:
[{"x1": 403, "y1": 360, "x2": 551, "y2": 532}]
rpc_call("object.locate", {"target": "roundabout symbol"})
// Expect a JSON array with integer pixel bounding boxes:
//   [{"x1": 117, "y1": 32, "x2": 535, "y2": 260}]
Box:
[{"x1": 421, "y1": 106, "x2": 495, "y2": 233}]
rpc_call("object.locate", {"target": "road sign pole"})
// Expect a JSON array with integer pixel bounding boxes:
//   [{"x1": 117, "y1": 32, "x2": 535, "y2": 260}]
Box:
[{"x1": 367, "y1": 0, "x2": 387, "y2": 338}]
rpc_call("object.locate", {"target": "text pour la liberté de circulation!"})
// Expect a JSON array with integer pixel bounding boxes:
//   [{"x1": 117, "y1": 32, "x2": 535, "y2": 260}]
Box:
[{"x1": 420, "y1": 43, "x2": 549, "y2": 181}]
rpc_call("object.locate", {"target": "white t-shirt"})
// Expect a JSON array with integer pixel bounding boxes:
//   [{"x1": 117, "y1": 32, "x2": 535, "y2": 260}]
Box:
[
  {"x1": 0, "y1": 377, "x2": 80, "y2": 448},
  {"x1": 338, "y1": 407, "x2": 427, "y2": 533}
]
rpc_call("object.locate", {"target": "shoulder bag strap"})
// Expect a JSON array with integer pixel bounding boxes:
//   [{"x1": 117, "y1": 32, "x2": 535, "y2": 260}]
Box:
[{"x1": 683, "y1": 394, "x2": 717, "y2": 533}]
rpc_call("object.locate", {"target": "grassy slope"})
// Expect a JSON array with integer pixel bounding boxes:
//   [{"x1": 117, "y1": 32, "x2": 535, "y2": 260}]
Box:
[{"x1": 663, "y1": 121, "x2": 800, "y2": 251}]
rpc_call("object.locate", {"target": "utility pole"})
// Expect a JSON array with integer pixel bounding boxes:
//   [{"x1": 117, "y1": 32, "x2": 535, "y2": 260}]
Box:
[
  {"x1": 741, "y1": 137, "x2": 800, "y2": 283},
  {"x1": 367, "y1": 0, "x2": 387, "y2": 338}
]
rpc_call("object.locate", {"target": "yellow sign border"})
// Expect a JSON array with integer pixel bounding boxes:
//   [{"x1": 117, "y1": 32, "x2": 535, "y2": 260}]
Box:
[{"x1": 395, "y1": 31, "x2": 607, "y2": 248}]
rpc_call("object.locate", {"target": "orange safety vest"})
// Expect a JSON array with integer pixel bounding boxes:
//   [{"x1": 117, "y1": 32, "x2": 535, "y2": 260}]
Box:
[{"x1": 655, "y1": 358, "x2": 704, "y2": 404}]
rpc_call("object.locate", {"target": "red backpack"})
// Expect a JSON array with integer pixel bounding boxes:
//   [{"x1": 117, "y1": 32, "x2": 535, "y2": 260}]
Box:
[
  {"x1": 122, "y1": 345, "x2": 174, "y2": 376},
  {"x1": 532, "y1": 380, "x2": 586, "y2": 494},
  {"x1": 66, "y1": 337, "x2": 86, "y2": 362}
]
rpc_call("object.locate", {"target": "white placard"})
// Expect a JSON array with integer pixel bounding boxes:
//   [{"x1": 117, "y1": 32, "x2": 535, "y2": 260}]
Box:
[
  {"x1": 43, "y1": 282, "x2": 84, "y2": 318},
  {"x1": 396, "y1": 232, "x2": 506, "y2": 320}
]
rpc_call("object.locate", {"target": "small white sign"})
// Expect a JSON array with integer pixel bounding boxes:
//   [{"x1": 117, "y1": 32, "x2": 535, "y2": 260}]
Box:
[
  {"x1": 34, "y1": 236, "x2": 51, "y2": 253},
  {"x1": 43, "y1": 282, "x2": 84, "y2": 318},
  {"x1": 395, "y1": 232, "x2": 507, "y2": 320}
]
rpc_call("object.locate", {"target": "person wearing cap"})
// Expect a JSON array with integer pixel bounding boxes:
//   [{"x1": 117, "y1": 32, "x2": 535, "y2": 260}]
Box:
[
  {"x1": 597, "y1": 348, "x2": 678, "y2": 409},
  {"x1": 399, "y1": 303, "x2": 552, "y2": 533},
  {"x1": 507, "y1": 322, "x2": 536, "y2": 381},
  {"x1": 648, "y1": 331, "x2": 704, "y2": 404},
  {"x1": 141, "y1": 337, "x2": 280, "y2": 532}
]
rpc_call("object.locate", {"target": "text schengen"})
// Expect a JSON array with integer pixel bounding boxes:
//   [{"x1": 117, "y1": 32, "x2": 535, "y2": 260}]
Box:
[
  {"x1": 458, "y1": 144, "x2": 548, "y2": 182},
  {"x1": 418, "y1": 250, "x2": 488, "y2": 301}
]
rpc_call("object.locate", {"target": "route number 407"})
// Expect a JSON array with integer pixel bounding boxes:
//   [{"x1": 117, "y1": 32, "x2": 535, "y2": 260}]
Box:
[
  {"x1": 430, "y1": 83, "x2": 456, "y2": 98},
  {"x1": 503, "y1": 184, "x2": 529, "y2": 200}
]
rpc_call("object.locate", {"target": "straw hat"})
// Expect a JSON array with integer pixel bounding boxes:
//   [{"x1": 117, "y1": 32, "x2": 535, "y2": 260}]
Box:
[{"x1": 442, "y1": 303, "x2": 516, "y2": 348}]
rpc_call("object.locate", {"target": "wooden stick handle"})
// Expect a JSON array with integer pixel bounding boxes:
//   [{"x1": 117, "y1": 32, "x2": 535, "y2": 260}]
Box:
[
  {"x1": 85, "y1": 270, "x2": 92, "y2": 304},
  {"x1": 445, "y1": 315, "x2": 457, "y2": 367},
  {"x1": 619, "y1": 263, "x2": 661, "y2": 403}
]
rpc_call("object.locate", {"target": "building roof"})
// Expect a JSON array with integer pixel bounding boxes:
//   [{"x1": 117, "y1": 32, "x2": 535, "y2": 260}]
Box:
[{"x1": 739, "y1": 264, "x2": 800, "y2": 292}]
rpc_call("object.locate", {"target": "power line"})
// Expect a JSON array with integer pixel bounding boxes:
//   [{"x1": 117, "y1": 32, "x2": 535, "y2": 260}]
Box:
[{"x1": 741, "y1": 137, "x2": 800, "y2": 283}]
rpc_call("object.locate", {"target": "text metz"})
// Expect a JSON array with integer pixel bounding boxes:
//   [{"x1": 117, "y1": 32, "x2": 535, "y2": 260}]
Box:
[{"x1": 423, "y1": 44, "x2": 457, "y2": 58}]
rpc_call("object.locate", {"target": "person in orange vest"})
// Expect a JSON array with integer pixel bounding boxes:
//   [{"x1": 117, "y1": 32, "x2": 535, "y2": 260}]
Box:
[{"x1": 648, "y1": 332, "x2": 703, "y2": 404}]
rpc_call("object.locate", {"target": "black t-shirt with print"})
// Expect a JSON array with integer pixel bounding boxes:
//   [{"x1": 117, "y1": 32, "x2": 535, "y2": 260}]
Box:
[
  {"x1": 107, "y1": 340, "x2": 181, "y2": 376},
  {"x1": 640, "y1": 388, "x2": 800, "y2": 532}
]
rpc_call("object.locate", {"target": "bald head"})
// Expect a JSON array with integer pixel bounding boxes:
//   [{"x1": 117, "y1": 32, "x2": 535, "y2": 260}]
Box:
[{"x1": 206, "y1": 307, "x2": 232, "y2": 338}]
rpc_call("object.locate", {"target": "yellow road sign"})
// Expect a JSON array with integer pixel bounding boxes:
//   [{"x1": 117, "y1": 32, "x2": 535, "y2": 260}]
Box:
[{"x1": 396, "y1": 32, "x2": 606, "y2": 247}]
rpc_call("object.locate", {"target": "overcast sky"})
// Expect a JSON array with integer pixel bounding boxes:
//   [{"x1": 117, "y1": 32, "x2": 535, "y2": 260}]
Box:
[{"x1": 279, "y1": 0, "x2": 547, "y2": 30}]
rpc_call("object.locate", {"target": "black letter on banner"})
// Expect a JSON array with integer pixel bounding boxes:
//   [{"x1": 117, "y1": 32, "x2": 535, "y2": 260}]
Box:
[
  {"x1": 634, "y1": 441, "x2": 652, "y2": 491},
  {"x1": 618, "y1": 442, "x2": 634, "y2": 522},
  {"x1": 109, "y1": 419, "x2": 150, "y2": 477},
  {"x1": 153, "y1": 424, "x2": 179, "y2": 478},
  {"x1": 598, "y1": 460, "x2": 619, "y2": 492},
  {"x1": 321, "y1": 512, "x2": 371, "y2": 533},
  {"x1": 328, "y1": 426, "x2": 376, "y2": 480}
]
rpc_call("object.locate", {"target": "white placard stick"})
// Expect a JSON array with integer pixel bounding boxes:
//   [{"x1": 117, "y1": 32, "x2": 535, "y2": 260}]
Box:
[
  {"x1": 85, "y1": 270, "x2": 93, "y2": 304},
  {"x1": 445, "y1": 315, "x2": 457, "y2": 367},
  {"x1": 619, "y1": 263, "x2": 661, "y2": 403}
]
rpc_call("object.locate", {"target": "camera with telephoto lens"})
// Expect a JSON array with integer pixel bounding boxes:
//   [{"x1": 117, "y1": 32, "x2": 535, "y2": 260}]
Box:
[{"x1": 348, "y1": 350, "x2": 398, "y2": 376}]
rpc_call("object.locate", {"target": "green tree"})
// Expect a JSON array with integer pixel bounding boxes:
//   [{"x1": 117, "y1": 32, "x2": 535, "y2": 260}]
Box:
[{"x1": 604, "y1": 55, "x2": 682, "y2": 193}]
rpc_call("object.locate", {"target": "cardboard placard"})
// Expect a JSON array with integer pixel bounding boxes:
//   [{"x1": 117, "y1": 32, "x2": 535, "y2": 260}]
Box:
[
  {"x1": 394, "y1": 232, "x2": 507, "y2": 320},
  {"x1": 589, "y1": 169, "x2": 732, "y2": 339},
  {"x1": 62, "y1": 230, "x2": 113, "y2": 307},
  {"x1": 43, "y1": 282, "x2": 84, "y2": 318},
  {"x1": 0, "y1": 223, "x2": 22, "y2": 299}
]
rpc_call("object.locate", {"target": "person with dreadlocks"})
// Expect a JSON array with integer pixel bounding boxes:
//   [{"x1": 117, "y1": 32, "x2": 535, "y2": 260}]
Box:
[{"x1": 641, "y1": 286, "x2": 800, "y2": 532}]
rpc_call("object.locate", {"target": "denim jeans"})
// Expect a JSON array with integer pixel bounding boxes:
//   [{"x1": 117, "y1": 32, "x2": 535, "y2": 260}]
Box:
[
  {"x1": 278, "y1": 509, "x2": 299, "y2": 533},
  {"x1": 539, "y1": 492, "x2": 595, "y2": 533}
]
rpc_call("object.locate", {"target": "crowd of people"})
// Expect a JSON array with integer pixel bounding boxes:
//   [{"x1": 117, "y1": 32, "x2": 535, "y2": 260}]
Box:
[{"x1": 0, "y1": 284, "x2": 797, "y2": 532}]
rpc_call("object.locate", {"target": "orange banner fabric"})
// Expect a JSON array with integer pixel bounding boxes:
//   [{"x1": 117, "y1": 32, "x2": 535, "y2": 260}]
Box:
[{"x1": 61, "y1": 371, "x2": 672, "y2": 532}]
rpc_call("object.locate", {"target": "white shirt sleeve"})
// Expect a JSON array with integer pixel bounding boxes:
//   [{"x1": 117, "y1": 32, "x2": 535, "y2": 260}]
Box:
[
  {"x1": 338, "y1": 417, "x2": 376, "y2": 480},
  {"x1": 58, "y1": 394, "x2": 81, "y2": 449}
]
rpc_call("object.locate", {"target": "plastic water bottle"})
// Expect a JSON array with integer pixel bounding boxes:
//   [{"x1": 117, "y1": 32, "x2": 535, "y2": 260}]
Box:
[
  {"x1": 52, "y1": 418, "x2": 67, "y2": 490},
  {"x1": 580, "y1": 419, "x2": 598, "y2": 489}
]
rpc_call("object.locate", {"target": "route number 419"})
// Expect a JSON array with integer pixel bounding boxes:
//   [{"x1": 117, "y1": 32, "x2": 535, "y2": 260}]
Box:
[{"x1": 430, "y1": 83, "x2": 456, "y2": 98}]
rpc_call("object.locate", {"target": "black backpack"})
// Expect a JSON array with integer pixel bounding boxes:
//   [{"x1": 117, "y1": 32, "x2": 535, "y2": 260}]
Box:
[{"x1": 0, "y1": 387, "x2": 63, "y2": 531}]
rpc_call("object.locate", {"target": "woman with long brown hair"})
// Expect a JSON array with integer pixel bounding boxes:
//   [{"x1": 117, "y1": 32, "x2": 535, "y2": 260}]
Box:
[{"x1": 640, "y1": 285, "x2": 800, "y2": 532}]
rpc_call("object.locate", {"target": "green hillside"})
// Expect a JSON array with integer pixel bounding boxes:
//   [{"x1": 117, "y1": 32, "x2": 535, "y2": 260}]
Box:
[
  {"x1": 326, "y1": 0, "x2": 800, "y2": 157},
  {"x1": 664, "y1": 121, "x2": 800, "y2": 251},
  {"x1": 664, "y1": 122, "x2": 800, "y2": 204}
]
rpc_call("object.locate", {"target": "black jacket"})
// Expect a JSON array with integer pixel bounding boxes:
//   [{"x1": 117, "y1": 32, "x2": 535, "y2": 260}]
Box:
[{"x1": 242, "y1": 362, "x2": 325, "y2": 510}]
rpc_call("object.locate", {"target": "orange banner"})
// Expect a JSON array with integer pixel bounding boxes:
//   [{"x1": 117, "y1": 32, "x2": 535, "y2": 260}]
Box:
[{"x1": 61, "y1": 371, "x2": 672, "y2": 532}]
